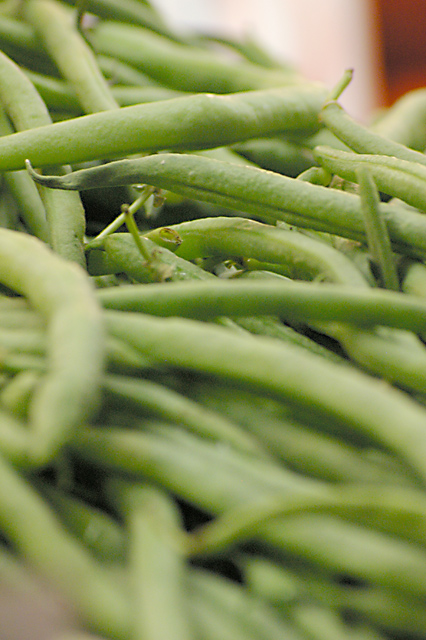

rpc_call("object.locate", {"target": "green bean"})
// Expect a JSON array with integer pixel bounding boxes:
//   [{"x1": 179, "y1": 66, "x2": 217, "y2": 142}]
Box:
[
  {"x1": 0, "y1": 49, "x2": 86, "y2": 264},
  {"x1": 188, "y1": 483, "x2": 426, "y2": 555},
  {"x1": 0, "y1": 229, "x2": 105, "y2": 467},
  {"x1": 356, "y1": 165, "x2": 399, "y2": 290},
  {"x1": 23, "y1": 0, "x2": 119, "y2": 114},
  {"x1": 320, "y1": 98, "x2": 426, "y2": 166},
  {"x1": 0, "y1": 83, "x2": 328, "y2": 170},
  {"x1": 104, "y1": 373, "x2": 266, "y2": 457},
  {"x1": 72, "y1": 425, "x2": 426, "y2": 600},
  {"x1": 145, "y1": 217, "x2": 369, "y2": 285},
  {"x1": 0, "y1": 107, "x2": 49, "y2": 240},
  {"x1": 314, "y1": 144, "x2": 426, "y2": 212},
  {"x1": 107, "y1": 480, "x2": 194, "y2": 640},
  {"x1": 24, "y1": 69, "x2": 82, "y2": 112},
  {"x1": 0, "y1": 451, "x2": 130, "y2": 639},
  {"x1": 27, "y1": 152, "x2": 426, "y2": 259},
  {"x1": 97, "y1": 53, "x2": 166, "y2": 86},
  {"x1": 89, "y1": 19, "x2": 300, "y2": 93},
  {"x1": 102, "y1": 233, "x2": 216, "y2": 282},
  {"x1": 103, "y1": 309, "x2": 426, "y2": 482},
  {"x1": 242, "y1": 557, "x2": 391, "y2": 640},
  {"x1": 99, "y1": 230, "x2": 348, "y2": 361},
  {"x1": 0, "y1": 13, "x2": 56, "y2": 75},
  {"x1": 189, "y1": 382, "x2": 414, "y2": 485},
  {"x1": 95, "y1": 278, "x2": 426, "y2": 331}
]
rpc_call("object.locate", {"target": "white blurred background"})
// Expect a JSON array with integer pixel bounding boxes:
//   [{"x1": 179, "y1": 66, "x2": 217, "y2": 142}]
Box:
[{"x1": 150, "y1": 0, "x2": 383, "y2": 122}]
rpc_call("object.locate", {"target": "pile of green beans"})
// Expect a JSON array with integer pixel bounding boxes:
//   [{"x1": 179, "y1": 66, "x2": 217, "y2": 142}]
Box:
[{"x1": 3, "y1": 1, "x2": 426, "y2": 639}]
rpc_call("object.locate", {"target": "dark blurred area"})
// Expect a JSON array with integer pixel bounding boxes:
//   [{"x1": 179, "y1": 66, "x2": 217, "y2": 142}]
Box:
[{"x1": 373, "y1": 0, "x2": 426, "y2": 104}]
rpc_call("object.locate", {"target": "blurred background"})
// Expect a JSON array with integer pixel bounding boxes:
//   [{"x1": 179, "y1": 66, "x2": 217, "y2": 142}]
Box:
[{"x1": 150, "y1": 0, "x2": 426, "y2": 123}]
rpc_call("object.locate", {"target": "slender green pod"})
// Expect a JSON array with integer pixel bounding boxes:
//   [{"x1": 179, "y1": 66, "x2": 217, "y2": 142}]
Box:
[
  {"x1": 143, "y1": 217, "x2": 369, "y2": 285},
  {"x1": 0, "y1": 229, "x2": 105, "y2": 467},
  {"x1": 314, "y1": 144, "x2": 426, "y2": 213},
  {"x1": 355, "y1": 165, "x2": 399, "y2": 290},
  {"x1": 104, "y1": 373, "x2": 267, "y2": 457},
  {"x1": 188, "y1": 484, "x2": 426, "y2": 555},
  {"x1": 107, "y1": 480, "x2": 194, "y2": 640},
  {"x1": 23, "y1": 0, "x2": 119, "y2": 114},
  {"x1": 27, "y1": 153, "x2": 426, "y2": 259},
  {"x1": 89, "y1": 19, "x2": 300, "y2": 93},
  {"x1": 0, "y1": 49, "x2": 85, "y2": 264},
  {"x1": 0, "y1": 84, "x2": 327, "y2": 170},
  {"x1": 232, "y1": 137, "x2": 316, "y2": 177},
  {"x1": 96, "y1": 278, "x2": 426, "y2": 333},
  {"x1": 0, "y1": 108, "x2": 48, "y2": 241},
  {"x1": 103, "y1": 309, "x2": 426, "y2": 483},
  {"x1": 320, "y1": 99, "x2": 426, "y2": 167},
  {"x1": 102, "y1": 234, "x2": 214, "y2": 283}
]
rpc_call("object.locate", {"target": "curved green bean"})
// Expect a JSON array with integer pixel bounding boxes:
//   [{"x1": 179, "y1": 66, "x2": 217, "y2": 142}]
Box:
[
  {"x1": 370, "y1": 87, "x2": 426, "y2": 150},
  {"x1": 0, "y1": 229, "x2": 105, "y2": 467},
  {"x1": 188, "y1": 484, "x2": 426, "y2": 555},
  {"x1": 27, "y1": 153, "x2": 426, "y2": 258}
]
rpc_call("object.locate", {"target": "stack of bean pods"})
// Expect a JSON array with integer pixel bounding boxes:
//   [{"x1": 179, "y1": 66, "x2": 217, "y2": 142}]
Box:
[{"x1": 3, "y1": 0, "x2": 426, "y2": 638}]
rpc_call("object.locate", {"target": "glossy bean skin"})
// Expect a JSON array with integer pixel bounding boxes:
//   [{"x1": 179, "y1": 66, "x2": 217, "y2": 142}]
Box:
[
  {"x1": 28, "y1": 153, "x2": 426, "y2": 258},
  {"x1": 0, "y1": 84, "x2": 326, "y2": 170}
]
